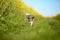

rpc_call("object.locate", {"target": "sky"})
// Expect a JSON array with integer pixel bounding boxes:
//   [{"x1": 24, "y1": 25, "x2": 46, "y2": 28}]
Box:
[{"x1": 23, "y1": 0, "x2": 60, "y2": 16}]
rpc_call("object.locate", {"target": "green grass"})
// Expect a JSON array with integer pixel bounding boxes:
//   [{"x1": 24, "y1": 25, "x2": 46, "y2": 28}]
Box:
[{"x1": 0, "y1": 0, "x2": 60, "y2": 40}]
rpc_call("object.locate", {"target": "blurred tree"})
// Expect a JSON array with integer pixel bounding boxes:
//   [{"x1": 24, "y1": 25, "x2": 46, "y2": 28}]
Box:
[{"x1": 52, "y1": 13, "x2": 60, "y2": 21}]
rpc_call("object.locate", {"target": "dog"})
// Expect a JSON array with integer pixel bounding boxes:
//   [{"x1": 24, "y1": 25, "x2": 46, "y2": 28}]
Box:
[{"x1": 26, "y1": 13, "x2": 34, "y2": 26}]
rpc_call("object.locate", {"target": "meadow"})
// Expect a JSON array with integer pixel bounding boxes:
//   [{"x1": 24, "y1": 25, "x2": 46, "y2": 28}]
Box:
[{"x1": 0, "y1": 0, "x2": 60, "y2": 40}]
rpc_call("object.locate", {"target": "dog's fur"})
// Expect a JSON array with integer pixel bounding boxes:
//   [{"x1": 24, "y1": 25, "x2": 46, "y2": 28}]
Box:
[{"x1": 26, "y1": 14, "x2": 34, "y2": 26}]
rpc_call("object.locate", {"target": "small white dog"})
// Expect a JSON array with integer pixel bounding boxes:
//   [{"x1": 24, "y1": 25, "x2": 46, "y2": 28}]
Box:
[{"x1": 26, "y1": 13, "x2": 34, "y2": 26}]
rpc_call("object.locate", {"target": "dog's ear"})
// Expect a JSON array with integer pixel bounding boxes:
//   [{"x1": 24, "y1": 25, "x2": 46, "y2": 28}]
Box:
[{"x1": 33, "y1": 16, "x2": 34, "y2": 18}]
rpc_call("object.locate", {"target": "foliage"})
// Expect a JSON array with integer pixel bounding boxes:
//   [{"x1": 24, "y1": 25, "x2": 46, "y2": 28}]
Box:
[{"x1": 52, "y1": 13, "x2": 60, "y2": 21}]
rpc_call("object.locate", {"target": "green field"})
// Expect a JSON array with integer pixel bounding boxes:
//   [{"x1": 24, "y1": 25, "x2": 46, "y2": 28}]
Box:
[{"x1": 0, "y1": 0, "x2": 60, "y2": 40}]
